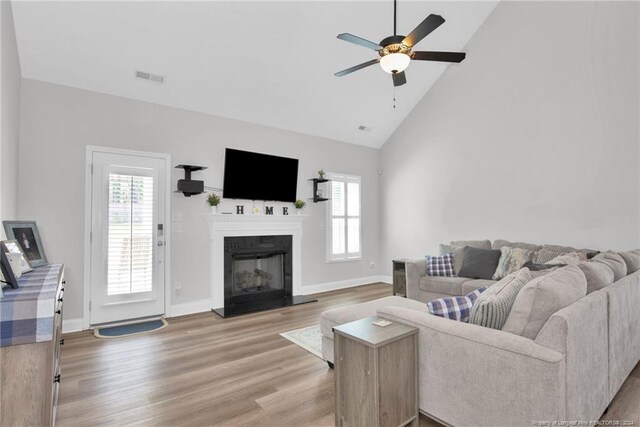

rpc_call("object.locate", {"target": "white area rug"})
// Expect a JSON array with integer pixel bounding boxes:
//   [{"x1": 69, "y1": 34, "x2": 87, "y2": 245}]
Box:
[{"x1": 280, "y1": 324, "x2": 324, "y2": 360}]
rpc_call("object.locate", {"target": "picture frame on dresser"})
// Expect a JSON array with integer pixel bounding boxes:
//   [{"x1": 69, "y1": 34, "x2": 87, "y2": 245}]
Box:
[
  {"x1": 1, "y1": 239, "x2": 33, "y2": 273},
  {"x1": 0, "y1": 248, "x2": 19, "y2": 288},
  {"x1": 2, "y1": 221, "x2": 48, "y2": 267}
]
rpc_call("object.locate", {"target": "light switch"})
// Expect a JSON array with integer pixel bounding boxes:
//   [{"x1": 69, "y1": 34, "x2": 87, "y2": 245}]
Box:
[
  {"x1": 172, "y1": 212, "x2": 183, "y2": 222},
  {"x1": 172, "y1": 222, "x2": 182, "y2": 233}
]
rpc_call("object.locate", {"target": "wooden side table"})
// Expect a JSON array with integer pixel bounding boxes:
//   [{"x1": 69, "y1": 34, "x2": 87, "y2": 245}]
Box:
[
  {"x1": 392, "y1": 259, "x2": 409, "y2": 297},
  {"x1": 333, "y1": 316, "x2": 419, "y2": 427}
]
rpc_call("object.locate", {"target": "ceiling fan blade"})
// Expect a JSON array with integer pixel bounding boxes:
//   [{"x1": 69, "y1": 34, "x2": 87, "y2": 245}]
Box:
[
  {"x1": 337, "y1": 33, "x2": 382, "y2": 51},
  {"x1": 412, "y1": 51, "x2": 466, "y2": 63},
  {"x1": 334, "y1": 59, "x2": 379, "y2": 77},
  {"x1": 402, "y1": 14, "x2": 445, "y2": 47},
  {"x1": 392, "y1": 71, "x2": 407, "y2": 87}
]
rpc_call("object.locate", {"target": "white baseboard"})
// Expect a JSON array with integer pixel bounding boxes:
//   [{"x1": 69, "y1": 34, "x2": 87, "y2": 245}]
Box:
[
  {"x1": 62, "y1": 318, "x2": 84, "y2": 334},
  {"x1": 302, "y1": 275, "x2": 391, "y2": 295},
  {"x1": 63, "y1": 278, "x2": 393, "y2": 329},
  {"x1": 169, "y1": 299, "x2": 212, "y2": 318},
  {"x1": 379, "y1": 275, "x2": 393, "y2": 284}
]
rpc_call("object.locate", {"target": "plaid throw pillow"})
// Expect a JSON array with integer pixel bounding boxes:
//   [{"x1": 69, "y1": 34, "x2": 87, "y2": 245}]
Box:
[
  {"x1": 425, "y1": 253, "x2": 455, "y2": 277},
  {"x1": 427, "y1": 287, "x2": 487, "y2": 322}
]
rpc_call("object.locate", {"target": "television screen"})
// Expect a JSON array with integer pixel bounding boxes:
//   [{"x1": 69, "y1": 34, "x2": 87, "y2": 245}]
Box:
[{"x1": 222, "y1": 149, "x2": 299, "y2": 203}]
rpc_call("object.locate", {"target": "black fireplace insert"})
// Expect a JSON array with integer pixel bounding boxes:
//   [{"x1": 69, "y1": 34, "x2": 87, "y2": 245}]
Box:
[{"x1": 212, "y1": 235, "x2": 316, "y2": 317}]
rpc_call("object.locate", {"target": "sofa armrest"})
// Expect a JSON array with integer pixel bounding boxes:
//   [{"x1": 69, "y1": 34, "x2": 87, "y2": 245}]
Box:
[
  {"x1": 405, "y1": 259, "x2": 426, "y2": 301},
  {"x1": 535, "y1": 291, "x2": 609, "y2": 421},
  {"x1": 377, "y1": 306, "x2": 566, "y2": 426}
]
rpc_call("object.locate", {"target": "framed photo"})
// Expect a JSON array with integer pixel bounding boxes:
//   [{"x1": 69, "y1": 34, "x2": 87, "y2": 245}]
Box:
[
  {"x1": 0, "y1": 248, "x2": 19, "y2": 289},
  {"x1": 2, "y1": 221, "x2": 48, "y2": 267},
  {"x1": 1, "y1": 240, "x2": 33, "y2": 273}
]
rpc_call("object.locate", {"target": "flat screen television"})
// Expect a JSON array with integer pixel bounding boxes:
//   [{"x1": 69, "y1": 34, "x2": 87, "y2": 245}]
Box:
[{"x1": 222, "y1": 148, "x2": 299, "y2": 202}]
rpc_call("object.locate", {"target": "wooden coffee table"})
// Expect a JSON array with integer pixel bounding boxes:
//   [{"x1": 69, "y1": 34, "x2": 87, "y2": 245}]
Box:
[{"x1": 333, "y1": 316, "x2": 419, "y2": 427}]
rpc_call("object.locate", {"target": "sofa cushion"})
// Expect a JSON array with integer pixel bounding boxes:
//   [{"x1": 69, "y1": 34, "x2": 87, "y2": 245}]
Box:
[
  {"x1": 618, "y1": 249, "x2": 640, "y2": 274},
  {"x1": 425, "y1": 254, "x2": 455, "y2": 277},
  {"x1": 450, "y1": 239, "x2": 491, "y2": 250},
  {"x1": 470, "y1": 268, "x2": 532, "y2": 330},
  {"x1": 419, "y1": 276, "x2": 469, "y2": 296},
  {"x1": 502, "y1": 266, "x2": 587, "y2": 339},
  {"x1": 319, "y1": 296, "x2": 426, "y2": 338},
  {"x1": 493, "y1": 246, "x2": 536, "y2": 280},
  {"x1": 535, "y1": 248, "x2": 570, "y2": 264},
  {"x1": 427, "y1": 287, "x2": 487, "y2": 322},
  {"x1": 545, "y1": 252, "x2": 586, "y2": 266},
  {"x1": 577, "y1": 261, "x2": 614, "y2": 294},
  {"x1": 540, "y1": 244, "x2": 598, "y2": 257},
  {"x1": 492, "y1": 239, "x2": 541, "y2": 251},
  {"x1": 458, "y1": 246, "x2": 501, "y2": 280},
  {"x1": 461, "y1": 279, "x2": 497, "y2": 295},
  {"x1": 439, "y1": 244, "x2": 465, "y2": 275},
  {"x1": 593, "y1": 251, "x2": 627, "y2": 282}
]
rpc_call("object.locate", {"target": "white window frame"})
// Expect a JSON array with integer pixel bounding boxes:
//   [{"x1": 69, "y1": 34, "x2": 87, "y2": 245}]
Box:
[{"x1": 326, "y1": 172, "x2": 362, "y2": 263}]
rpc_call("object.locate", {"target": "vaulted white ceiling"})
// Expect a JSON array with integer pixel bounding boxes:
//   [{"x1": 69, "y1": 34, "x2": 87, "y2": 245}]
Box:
[{"x1": 12, "y1": 1, "x2": 497, "y2": 148}]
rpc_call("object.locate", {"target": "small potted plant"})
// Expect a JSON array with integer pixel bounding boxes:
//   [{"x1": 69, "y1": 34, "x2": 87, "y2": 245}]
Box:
[
  {"x1": 207, "y1": 193, "x2": 221, "y2": 214},
  {"x1": 318, "y1": 169, "x2": 326, "y2": 180},
  {"x1": 294, "y1": 199, "x2": 306, "y2": 215}
]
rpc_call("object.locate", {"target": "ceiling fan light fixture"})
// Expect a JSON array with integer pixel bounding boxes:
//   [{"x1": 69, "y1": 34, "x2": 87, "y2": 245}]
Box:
[{"x1": 379, "y1": 52, "x2": 411, "y2": 74}]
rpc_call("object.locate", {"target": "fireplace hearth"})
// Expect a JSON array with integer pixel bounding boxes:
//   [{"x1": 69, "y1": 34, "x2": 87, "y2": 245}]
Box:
[{"x1": 212, "y1": 235, "x2": 316, "y2": 317}]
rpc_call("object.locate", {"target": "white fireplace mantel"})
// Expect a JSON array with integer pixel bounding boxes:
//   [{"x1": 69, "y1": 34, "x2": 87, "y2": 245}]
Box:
[{"x1": 205, "y1": 214, "x2": 307, "y2": 310}]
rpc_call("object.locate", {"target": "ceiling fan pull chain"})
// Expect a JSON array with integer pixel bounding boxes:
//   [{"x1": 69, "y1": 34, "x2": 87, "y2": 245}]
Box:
[{"x1": 393, "y1": 86, "x2": 396, "y2": 109}]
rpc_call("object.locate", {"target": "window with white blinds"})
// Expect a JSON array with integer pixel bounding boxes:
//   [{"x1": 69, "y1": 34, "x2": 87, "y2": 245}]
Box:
[
  {"x1": 107, "y1": 173, "x2": 154, "y2": 295},
  {"x1": 326, "y1": 173, "x2": 361, "y2": 262}
]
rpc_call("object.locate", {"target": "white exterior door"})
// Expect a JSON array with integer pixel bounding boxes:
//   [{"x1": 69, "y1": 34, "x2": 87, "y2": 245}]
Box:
[{"x1": 89, "y1": 150, "x2": 167, "y2": 325}]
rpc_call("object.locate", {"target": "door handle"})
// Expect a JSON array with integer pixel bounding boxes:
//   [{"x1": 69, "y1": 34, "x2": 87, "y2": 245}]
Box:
[{"x1": 157, "y1": 241, "x2": 164, "y2": 247}]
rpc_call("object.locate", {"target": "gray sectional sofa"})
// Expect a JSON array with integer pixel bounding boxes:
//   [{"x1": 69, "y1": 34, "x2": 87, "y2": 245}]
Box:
[
  {"x1": 320, "y1": 240, "x2": 640, "y2": 426},
  {"x1": 406, "y1": 239, "x2": 598, "y2": 303}
]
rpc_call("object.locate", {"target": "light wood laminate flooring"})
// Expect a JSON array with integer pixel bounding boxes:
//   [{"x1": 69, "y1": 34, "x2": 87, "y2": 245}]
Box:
[{"x1": 57, "y1": 283, "x2": 640, "y2": 426}]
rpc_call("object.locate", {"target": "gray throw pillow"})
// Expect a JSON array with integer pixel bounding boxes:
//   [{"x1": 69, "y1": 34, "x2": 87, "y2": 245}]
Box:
[
  {"x1": 492, "y1": 240, "x2": 541, "y2": 251},
  {"x1": 450, "y1": 239, "x2": 491, "y2": 250},
  {"x1": 592, "y1": 251, "x2": 627, "y2": 282},
  {"x1": 541, "y1": 244, "x2": 576, "y2": 253},
  {"x1": 469, "y1": 268, "x2": 532, "y2": 330},
  {"x1": 577, "y1": 261, "x2": 614, "y2": 294},
  {"x1": 618, "y1": 250, "x2": 640, "y2": 274},
  {"x1": 535, "y1": 249, "x2": 569, "y2": 264},
  {"x1": 457, "y1": 247, "x2": 501, "y2": 280},
  {"x1": 493, "y1": 247, "x2": 536, "y2": 280},
  {"x1": 439, "y1": 244, "x2": 464, "y2": 275},
  {"x1": 502, "y1": 266, "x2": 587, "y2": 339},
  {"x1": 545, "y1": 252, "x2": 586, "y2": 266}
]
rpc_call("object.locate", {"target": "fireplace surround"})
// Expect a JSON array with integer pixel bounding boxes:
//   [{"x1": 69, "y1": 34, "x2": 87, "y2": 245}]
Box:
[{"x1": 207, "y1": 214, "x2": 316, "y2": 317}]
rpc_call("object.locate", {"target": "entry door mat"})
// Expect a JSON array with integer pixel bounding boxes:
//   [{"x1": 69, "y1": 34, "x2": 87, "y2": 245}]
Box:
[
  {"x1": 94, "y1": 318, "x2": 168, "y2": 339},
  {"x1": 279, "y1": 324, "x2": 323, "y2": 360}
]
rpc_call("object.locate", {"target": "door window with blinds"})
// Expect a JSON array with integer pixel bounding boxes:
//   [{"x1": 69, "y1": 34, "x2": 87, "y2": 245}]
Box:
[
  {"x1": 326, "y1": 173, "x2": 361, "y2": 262},
  {"x1": 106, "y1": 172, "x2": 154, "y2": 296}
]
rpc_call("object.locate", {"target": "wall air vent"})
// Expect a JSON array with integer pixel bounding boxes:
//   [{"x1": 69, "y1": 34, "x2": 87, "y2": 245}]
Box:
[{"x1": 135, "y1": 71, "x2": 165, "y2": 83}]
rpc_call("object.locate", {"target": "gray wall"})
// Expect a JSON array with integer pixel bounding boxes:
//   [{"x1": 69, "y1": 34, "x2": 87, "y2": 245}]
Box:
[
  {"x1": 18, "y1": 79, "x2": 382, "y2": 320},
  {"x1": 380, "y1": 1, "x2": 640, "y2": 262},
  {"x1": 1, "y1": 0, "x2": 21, "y2": 228}
]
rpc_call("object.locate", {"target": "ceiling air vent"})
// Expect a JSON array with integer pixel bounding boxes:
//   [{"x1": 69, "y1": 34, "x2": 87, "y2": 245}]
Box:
[{"x1": 135, "y1": 71, "x2": 165, "y2": 83}]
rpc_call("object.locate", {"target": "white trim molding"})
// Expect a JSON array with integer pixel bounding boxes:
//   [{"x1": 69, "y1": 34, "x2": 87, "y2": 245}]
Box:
[
  {"x1": 62, "y1": 318, "x2": 84, "y2": 334},
  {"x1": 302, "y1": 275, "x2": 391, "y2": 295},
  {"x1": 169, "y1": 299, "x2": 213, "y2": 318}
]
